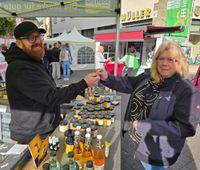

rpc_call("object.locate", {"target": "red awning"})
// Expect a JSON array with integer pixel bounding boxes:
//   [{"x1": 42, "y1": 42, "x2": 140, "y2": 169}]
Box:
[{"x1": 95, "y1": 31, "x2": 143, "y2": 41}]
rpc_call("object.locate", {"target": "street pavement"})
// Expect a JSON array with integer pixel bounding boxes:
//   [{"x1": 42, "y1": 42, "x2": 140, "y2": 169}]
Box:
[{"x1": 56, "y1": 64, "x2": 200, "y2": 170}]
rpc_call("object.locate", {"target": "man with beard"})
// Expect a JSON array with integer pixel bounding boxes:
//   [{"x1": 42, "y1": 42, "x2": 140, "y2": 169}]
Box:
[{"x1": 5, "y1": 21, "x2": 100, "y2": 144}]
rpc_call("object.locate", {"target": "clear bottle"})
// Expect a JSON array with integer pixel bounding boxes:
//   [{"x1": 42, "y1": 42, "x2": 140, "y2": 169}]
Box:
[
  {"x1": 73, "y1": 130, "x2": 82, "y2": 164},
  {"x1": 93, "y1": 135, "x2": 105, "y2": 169},
  {"x1": 67, "y1": 151, "x2": 79, "y2": 170},
  {"x1": 82, "y1": 133, "x2": 93, "y2": 168},
  {"x1": 49, "y1": 151, "x2": 61, "y2": 170}
]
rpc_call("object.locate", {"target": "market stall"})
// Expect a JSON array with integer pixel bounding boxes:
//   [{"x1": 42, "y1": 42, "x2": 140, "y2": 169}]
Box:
[{"x1": 19, "y1": 90, "x2": 121, "y2": 170}]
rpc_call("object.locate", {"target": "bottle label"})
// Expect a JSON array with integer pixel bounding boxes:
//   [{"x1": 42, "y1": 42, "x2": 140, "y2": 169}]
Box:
[{"x1": 94, "y1": 165, "x2": 104, "y2": 170}]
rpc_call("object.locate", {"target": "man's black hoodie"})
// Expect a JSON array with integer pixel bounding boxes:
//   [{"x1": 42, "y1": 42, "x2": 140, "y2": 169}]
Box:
[{"x1": 6, "y1": 43, "x2": 87, "y2": 143}]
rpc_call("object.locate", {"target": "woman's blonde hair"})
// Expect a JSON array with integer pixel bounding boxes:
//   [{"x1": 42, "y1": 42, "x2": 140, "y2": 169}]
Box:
[
  {"x1": 150, "y1": 40, "x2": 189, "y2": 84},
  {"x1": 60, "y1": 45, "x2": 67, "y2": 60}
]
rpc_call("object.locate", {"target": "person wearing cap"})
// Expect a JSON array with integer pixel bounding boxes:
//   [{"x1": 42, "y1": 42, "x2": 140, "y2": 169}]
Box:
[{"x1": 5, "y1": 21, "x2": 100, "y2": 144}]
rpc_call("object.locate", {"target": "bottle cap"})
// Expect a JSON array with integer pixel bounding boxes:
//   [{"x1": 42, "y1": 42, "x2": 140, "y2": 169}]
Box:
[
  {"x1": 74, "y1": 130, "x2": 80, "y2": 136},
  {"x1": 97, "y1": 134, "x2": 102, "y2": 139},
  {"x1": 50, "y1": 151, "x2": 56, "y2": 157},
  {"x1": 42, "y1": 163, "x2": 50, "y2": 170},
  {"x1": 86, "y1": 160, "x2": 93, "y2": 168},
  {"x1": 85, "y1": 133, "x2": 91, "y2": 138},
  {"x1": 86, "y1": 127, "x2": 91, "y2": 133},
  {"x1": 68, "y1": 151, "x2": 74, "y2": 158}
]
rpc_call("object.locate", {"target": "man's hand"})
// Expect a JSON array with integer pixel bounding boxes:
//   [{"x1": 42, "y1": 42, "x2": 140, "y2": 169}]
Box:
[
  {"x1": 84, "y1": 73, "x2": 100, "y2": 87},
  {"x1": 96, "y1": 68, "x2": 108, "y2": 81}
]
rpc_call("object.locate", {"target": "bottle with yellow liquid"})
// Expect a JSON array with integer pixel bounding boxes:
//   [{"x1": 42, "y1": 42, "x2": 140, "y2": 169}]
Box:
[
  {"x1": 82, "y1": 133, "x2": 93, "y2": 169},
  {"x1": 93, "y1": 135, "x2": 105, "y2": 170},
  {"x1": 73, "y1": 130, "x2": 82, "y2": 167}
]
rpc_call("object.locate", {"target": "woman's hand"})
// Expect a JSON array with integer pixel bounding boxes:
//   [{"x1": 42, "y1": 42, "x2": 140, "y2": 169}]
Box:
[{"x1": 133, "y1": 120, "x2": 140, "y2": 130}]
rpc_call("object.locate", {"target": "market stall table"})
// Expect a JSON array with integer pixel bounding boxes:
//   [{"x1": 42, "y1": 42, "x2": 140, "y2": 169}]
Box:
[{"x1": 22, "y1": 96, "x2": 121, "y2": 170}]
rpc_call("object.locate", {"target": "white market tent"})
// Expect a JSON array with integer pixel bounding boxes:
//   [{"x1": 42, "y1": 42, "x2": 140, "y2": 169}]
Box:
[
  {"x1": 0, "y1": 0, "x2": 120, "y2": 74},
  {"x1": 45, "y1": 27, "x2": 96, "y2": 70}
]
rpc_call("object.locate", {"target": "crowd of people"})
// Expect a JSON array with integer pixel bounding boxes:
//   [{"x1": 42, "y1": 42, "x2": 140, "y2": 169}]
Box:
[
  {"x1": 43, "y1": 41, "x2": 72, "y2": 81},
  {"x1": 2, "y1": 21, "x2": 200, "y2": 170}
]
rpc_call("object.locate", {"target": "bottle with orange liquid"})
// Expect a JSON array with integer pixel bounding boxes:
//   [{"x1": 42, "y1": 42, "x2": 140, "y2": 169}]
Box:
[
  {"x1": 93, "y1": 134, "x2": 105, "y2": 170},
  {"x1": 82, "y1": 133, "x2": 93, "y2": 168},
  {"x1": 73, "y1": 130, "x2": 82, "y2": 167}
]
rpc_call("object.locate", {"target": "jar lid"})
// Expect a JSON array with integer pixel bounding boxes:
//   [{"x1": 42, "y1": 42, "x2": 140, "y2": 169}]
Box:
[
  {"x1": 105, "y1": 114, "x2": 112, "y2": 119},
  {"x1": 94, "y1": 107, "x2": 101, "y2": 111},
  {"x1": 72, "y1": 122, "x2": 81, "y2": 128},
  {"x1": 97, "y1": 114, "x2": 104, "y2": 119},
  {"x1": 89, "y1": 114, "x2": 96, "y2": 119},
  {"x1": 87, "y1": 108, "x2": 94, "y2": 112},
  {"x1": 81, "y1": 123, "x2": 89, "y2": 129},
  {"x1": 91, "y1": 125, "x2": 98, "y2": 130},
  {"x1": 81, "y1": 114, "x2": 89, "y2": 119},
  {"x1": 77, "y1": 102, "x2": 84, "y2": 107},
  {"x1": 65, "y1": 137, "x2": 74, "y2": 145},
  {"x1": 78, "y1": 112, "x2": 84, "y2": 116},
  {"x1": 87, "y1": 100, "x2": 93, "y2": 104}
]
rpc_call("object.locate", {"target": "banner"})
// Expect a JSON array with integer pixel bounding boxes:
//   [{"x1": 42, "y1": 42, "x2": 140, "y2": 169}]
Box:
[{"x1": 166, "y1": 0, "x2": 193, "y2": 37}]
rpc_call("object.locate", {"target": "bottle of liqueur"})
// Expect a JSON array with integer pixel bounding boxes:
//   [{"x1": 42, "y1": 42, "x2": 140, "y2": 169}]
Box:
[
  {"x1": 73, "y1": 130, "x2": 82, "y2": 167},
  {"x1": 82, "y1": 133, "x2": 93, "y2": 168},
  {"x1": 49, "y1": 151, "x2": 61, "y2": 170},
  {"x1": 93, "y1": 135, "x2": 105, "y2": 169}
]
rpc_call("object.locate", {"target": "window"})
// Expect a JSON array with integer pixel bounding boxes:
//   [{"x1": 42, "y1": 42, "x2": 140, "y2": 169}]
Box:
[{"x1": 77, "y1": 46, "x2": 95, "y2": 64}]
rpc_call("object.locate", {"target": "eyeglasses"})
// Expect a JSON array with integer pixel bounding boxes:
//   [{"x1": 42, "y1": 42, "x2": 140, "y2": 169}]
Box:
[
  {"x1": 19, "y1": 34, "x2": 43, "y2": 43},
  {"x1": 157, "y1": 57, "x2": 178, "y2": 63}
]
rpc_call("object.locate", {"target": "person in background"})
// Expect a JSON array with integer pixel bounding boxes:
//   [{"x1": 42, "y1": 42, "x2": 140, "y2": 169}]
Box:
[
  {"x1": 120, "y1": 45, "x2": 140, "y2": 76},
  {"x1": 97, "y1": 41, "x2": 200, "y2": 170},
  {"x1": 5, "y1": 21, "x2": 100, "y2": 144},
  {"x1": 193, "y1": 65, "x2": 200, "y2": 90},
  {"x1": 95, "y1": 46, "x2": 105, "y2": 70},
  {"x1": 43, "y1": 43, "x2": 50, "y2": 69},
  {"x1": 60, "y1": 45, "x2": 71, "y2": 81},
  {"x1": 65, "y1": 43, "x2": 73, "y2": 74},
  {"x1": 50, "y1": 42, "x2": 61, "y2": 80}
]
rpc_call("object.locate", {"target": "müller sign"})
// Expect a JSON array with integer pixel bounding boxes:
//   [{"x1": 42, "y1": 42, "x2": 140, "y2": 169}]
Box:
[{"x1": 121, "y1": 8, "x2": 152, "y2": 23}]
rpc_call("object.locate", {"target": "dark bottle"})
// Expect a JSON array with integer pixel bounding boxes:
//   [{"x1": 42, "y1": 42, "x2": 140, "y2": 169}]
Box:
[{"x1": 67, "y1": 151, "x2": 79, "y2": 170}]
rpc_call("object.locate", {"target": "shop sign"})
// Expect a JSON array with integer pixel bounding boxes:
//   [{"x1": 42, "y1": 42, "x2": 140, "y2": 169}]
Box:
[
  {"x1": 166, "y1": 0, "x2": 193, "y2": 37},
  {"x1": 121, "y1": 8, "x2": 152, "y2": 23}
]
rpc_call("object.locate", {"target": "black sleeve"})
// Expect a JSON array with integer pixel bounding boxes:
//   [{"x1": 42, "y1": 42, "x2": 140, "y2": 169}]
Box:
[{"x1": 15, "y1": 67, "x2": 87, "y2": 107}]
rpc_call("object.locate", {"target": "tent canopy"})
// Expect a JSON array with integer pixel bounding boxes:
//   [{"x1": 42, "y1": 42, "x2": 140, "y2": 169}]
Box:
[
  {"x1": 45, "y1": 27, "x2": 94, "y2": 43},
  {"x1": 0, "y1": 0, "x2": 118, "y2": 17}
]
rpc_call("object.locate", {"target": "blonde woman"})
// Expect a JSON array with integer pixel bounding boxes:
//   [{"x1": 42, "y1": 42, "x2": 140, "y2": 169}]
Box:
[
  {"x1": 60, "y1": 45, "x2": 71, "y2": 80},
  {"x1": 97, "y1": 41, "x2": 200, "y2": 170}
]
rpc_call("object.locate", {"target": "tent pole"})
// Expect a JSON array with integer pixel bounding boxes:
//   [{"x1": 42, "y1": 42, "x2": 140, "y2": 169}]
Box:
[
  {"x1": 114, "y1": 12, "x2": 120, "y2": 77},
  {"x1": 112, "y1": 7, "x2": 120, "y2": 96}
]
